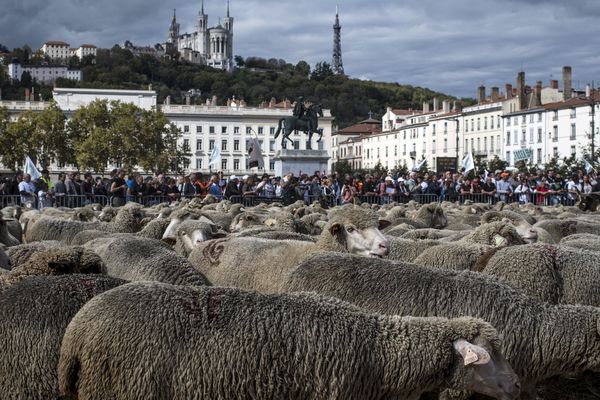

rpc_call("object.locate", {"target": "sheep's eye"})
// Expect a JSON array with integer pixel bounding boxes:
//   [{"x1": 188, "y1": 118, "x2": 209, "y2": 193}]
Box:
[{"x1": 346, "y1": 226, "x2": 355, "y2": 233}]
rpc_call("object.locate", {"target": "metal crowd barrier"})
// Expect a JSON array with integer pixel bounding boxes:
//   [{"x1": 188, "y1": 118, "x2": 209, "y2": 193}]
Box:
[{"x1": 54, "y1": 195, "x2": 111, "y2": 208}]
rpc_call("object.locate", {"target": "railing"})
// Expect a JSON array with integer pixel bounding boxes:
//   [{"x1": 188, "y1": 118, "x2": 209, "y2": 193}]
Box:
[{"x1": 0, "y1": 194, "x2": 110, "y2": 209}]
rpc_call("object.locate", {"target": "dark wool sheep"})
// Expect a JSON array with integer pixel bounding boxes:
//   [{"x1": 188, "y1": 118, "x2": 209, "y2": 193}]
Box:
[
  {"x1": 85, "y1": 236, "x2": 209, "y2": 286},
  {"x1": 188, "y1": 206, "x2": 390, "y2": 293},
  {"x1": 0, "y1": 274, "x2": 125, "y2": 399},
  {"x1": 5, "y1": 241, "x2": 61, "y2": 269},
  {"x1": 534, "y1": 218, "x2": 600, "y2": 243},
  {"x1": 414, "y1": 243, "x2": 495, "y2": 271},
  {"x1": 480, "y1": 243, "x2": 600, "y2": 306},
  {"x1": 70, "y1": 218, "x2": 173, "y2": 246},
  {"x1": 0, "y1": 215, "x2": 20, "y2": 247},
  {"x1": 400, "y1": 229, "x2": 459, "y2": 241},
  {"x1": 0, "y1": 245, "x2": 9, "y2": 270},
  {"x1": 58, "y1": 282, "x2": 519, "y2": 400},
  {"x1": 385, "y1": 237, "x2": 441, "y2": 262},
  {"x1": 480, "y1": 210, "x2": 538, "y2": 243},
  {"x1": 0, "y1": 246, "x2": 105, "y2": 291},
  {"x1": 281, "y1": 252, "x2": 600, "y2": 399}
]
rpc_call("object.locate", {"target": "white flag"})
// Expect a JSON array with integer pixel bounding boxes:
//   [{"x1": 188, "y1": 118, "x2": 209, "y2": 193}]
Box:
[
  {"x1": 413, "y1": 158, "x2": 426, "y2": 171},
  {"x1": 483, "y1": 169, "x2": 489, "y2": 181},
  {"x1": 248, "y1": 137, "x2": 265, "y2": 169},
  {"x1": 584, "y1": 159, "x2": 594, "y2": 174},
  {"x1": 462, "y1": 152, "x2": 474, "y2": 175},
  {"x1": 25, "y1": 156, "x2": 42, "y2": 180},
  {"x1": 208, "y1": 144, "x2": 221, "y2": 168}
]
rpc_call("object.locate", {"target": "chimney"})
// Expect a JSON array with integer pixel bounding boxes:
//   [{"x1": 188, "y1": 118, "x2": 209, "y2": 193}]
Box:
[
  {"x1": 491, "y1": 87, "x2": 500, "y2": 101},
  {"x1": 442, "y1": 100, "x2": 450, "y2": 113},
  {"x1": 165, "y1": 95, "x2": 171, "y2": 105},
  {"x1": 477, "y1": 85, "x2": 486, "y2": 103},
  {"x1": 516, "y1": 71, "x2": 526, "y2": 110},
  {"x1": 269, "y1": 97, "x2": 276, "y2": 108},
  {"x1": 563, "y1": 66, "x2": 572, "y2": 100},
  {"x1": 551, "y1": 79, "x2": 559, "y2": 89},
  {"x1": 423, "y1": 102, "x2": 430, "y2": 113},
  {"x1": 586, "y1": 84, "x2": 591, "y2": 98},
  {"x1": 536, "y1": 80, "x2": 542, "y2": 104},
  {"x1": 505, "y1": 84, "x2": 513, "y2": 99},
  {"x1": 433, "y1": 97, "x2": 439, "y2": 111}
]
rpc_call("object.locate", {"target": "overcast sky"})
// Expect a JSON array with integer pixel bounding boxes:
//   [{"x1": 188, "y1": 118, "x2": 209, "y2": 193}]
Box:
[{"x1": 2, "y1": 0, "x2": 600, "y2": 97}]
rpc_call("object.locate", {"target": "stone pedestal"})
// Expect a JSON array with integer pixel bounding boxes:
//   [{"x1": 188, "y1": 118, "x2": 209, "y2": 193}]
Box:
[{"x1": 273, "y1": 149, "x2": 330, "y2": 177}]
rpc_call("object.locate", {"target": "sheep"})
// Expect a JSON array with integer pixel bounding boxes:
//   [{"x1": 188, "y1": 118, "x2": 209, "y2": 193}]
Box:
[
  {"x1": 0, "y1": 245, "x2": 105, "y2": 291},
  {"x1": 0, "y1": 245, "x2": 9, "y2": 271},
  {"x1": 171, "y1": 219, "x2": 227, "y2": 257},
  {"x1": 25, "y1": 203, "x2": 143, "y2": 243},
  {"x1": 84, "y1": 236, "x2": 209, "y2": 286},
  {"x1": 0, "y1": 214, "x2": 20, "y2": 247},
  {"x1": 188, "y1": 206, "x2": 390, "y2": 293},
  {"x1": 480, "y1": 243, "x2": 600, "y2": 306},
  {"x1": 5, "y1": 241, "x2": 61, "y2": 269},
  {"x1": 381, "y1": 223, "x2": 415, "y2": 237},
  {"x1": 0, "y1": 274, "x2": 125, "y2": 399},
  {"x1": 70, "y1": 218, "x2": 173, "y2": 245},
  {"x1": 385, "y1": 238, "x2": 441, "y2": 262},
  {"x1": 480, "y1": 210, "x2": 539, "y2": 243},
  {"x1": 534, "y1": 219, "x2": 600, "y2": 243},
  {"x1": 400, "y1": 228, "x2": 461, "y2": 241},
  {"x1": 280, "y1": 252, "x2": 600, "y2": 399},
  {"x1": 394, "y1": 203, "x2": 448, "y2": 229},
  {"x1": 414, "y1": 243, "x2": 496, "y2": 271},
  {"x1": 58, "y1": 281, "x2": 520, "y2": 400},
  {"x1": 229, "y1": 211, "x2": 269, "y2": 232}
]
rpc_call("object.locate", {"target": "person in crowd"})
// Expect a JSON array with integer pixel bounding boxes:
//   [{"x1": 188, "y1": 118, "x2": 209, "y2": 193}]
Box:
[
  {"x1": 18, "y1": 173, "x2": 37, "y2": 207},
  {"x1": 566, "y1": 174, "x2": 582, "y2": 203},
  {"x1": 582, "y1": 174, "x2": 594, "y2": 194},
  {"x1": 80, "y1": 173, "x2": 94, "y2": 205},
  {"x1": 514, "y1": 177, "x2": 532, "y2": 204},
  {"x1": 207, "y1": 174, "x2": 223, "y2": 200},
  {"x1": 496, "y1": 172, "x2": 513, "y2": 202},
  {"x1": 535, "y1": 178, "x2": 551, "y2": 205},
  {"x1": 256, "y1": 174, "x2": 275, "y2": 198},
  {"x1": 110, "y1": 169, "x2": 128, "y2": 207},
  {"x1": 481, "y1": 176, "x2": 496, "y2": 203},
  {"x1": 470, "y1": 177, "x2": 482, "y2": 196},
  {"x1": 380, "y1": 176, "x2": 397, "y2": 204},
  {"x1": 241, "y1": 175, "x2": 256, "y2": 197},
  {"x1": 54, "y1": 173, "x2": 67, "y2": 206},
  {"x1": 224, "y1": 175, "x2": 242, "y2": 199},
  {"x1": 341, "y1": 178, "x2": 356, "y2": 205},
  {"x1": 93, "y1": 177, "x2": 107, "y2": 197},
  {"x1": 165, "y1": 178, "x2": 180, "y2": 203}
]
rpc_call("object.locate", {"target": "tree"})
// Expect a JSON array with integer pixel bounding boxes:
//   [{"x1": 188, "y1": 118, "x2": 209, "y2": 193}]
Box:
[
  {"x1": 234, "y1": 55, "x2": 245, "y2": 67},
  {"x1": 294, "y1": 60, "x2": 310, "y2": 77},
  {"x1": 488, "y1": 155, "x2": 508, "y2": 172},
  {"x1": 310, "y1": 62, "x2": 334, "y2": 81},
  {"x1": 32, "y1": 101, "x2": 68, "y2": 168},
  {"x1": 333, "y1": 160, "x2": 352, "y2": 177},
  {"x1": 391, "y1": 161, "x2": 409, "y2": 177},
  {"x1": 20, "y1": 71, "x2": 32, "y2": 88},
  {"x1": 0, "y1": 110, "x2": 36, "y2": 170}
]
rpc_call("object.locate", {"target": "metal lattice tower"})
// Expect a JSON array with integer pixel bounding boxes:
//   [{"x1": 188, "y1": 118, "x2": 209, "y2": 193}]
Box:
[{"x1": 332, "y1": 4, "x2": 344, "y2": 75}]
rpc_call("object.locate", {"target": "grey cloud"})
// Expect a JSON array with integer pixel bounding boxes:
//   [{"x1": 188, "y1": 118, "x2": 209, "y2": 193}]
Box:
[{"x1": 1, "y1": 0, "x2": 599, "y2": 97}]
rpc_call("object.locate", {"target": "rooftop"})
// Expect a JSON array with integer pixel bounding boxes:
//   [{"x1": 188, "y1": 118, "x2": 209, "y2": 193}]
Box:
[{"x1": 44, "y1": 40, "x2": 70, "y2": 46}]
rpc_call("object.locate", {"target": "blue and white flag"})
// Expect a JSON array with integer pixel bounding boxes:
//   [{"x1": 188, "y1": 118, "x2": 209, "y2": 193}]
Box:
[
  {"x1": 413, "y1": 158, "x2": 427, "y2": 172},
  {"x1": 462, "y1": 152, "x2": 474, "y2": 175},
  {"x1": 208, "y1": 144, "x2": 221, "y2": 168},
  {"x1": 25, "y1": 156, "x2": 41, "y2": 180},
  {"x1": 584, "y1": 159, "x2": 594, "y2": 174}
]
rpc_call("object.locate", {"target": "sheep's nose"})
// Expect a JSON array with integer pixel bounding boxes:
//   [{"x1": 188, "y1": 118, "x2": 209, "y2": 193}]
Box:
[{"x1": 378, "y1": 240, "x2": 390, "y2": 255}]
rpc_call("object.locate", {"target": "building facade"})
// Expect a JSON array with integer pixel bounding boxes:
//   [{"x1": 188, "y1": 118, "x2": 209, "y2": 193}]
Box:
[
  {"x1": 53, "y1": 88, "x2": 157, "y2": 112},
  {"x1": 166, "y1": 1, "x2": 233, "y2": 71},
  {"x1": 40, "y1": 41, "x2": 97, "y2": 61},
  {"x1": 6, "y1": 62, "x2": 82, "y2": 84}
]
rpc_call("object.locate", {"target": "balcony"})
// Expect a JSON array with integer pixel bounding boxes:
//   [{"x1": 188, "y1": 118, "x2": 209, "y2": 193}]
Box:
[
  {"x1": 552, "y1": 137, "x2": 559, "y2": 143},
  {"x1": 520, "y1": 140, "x2": 527, "y2": 148},
  {"x1": 474, "y1": 150, "x2": 488, "y2": 157},
  {"x1": 552, "y1": 116, "x2": 558, "y2": 121},
  {"x1": 409, "y1": 151, "x2": 417, "y2": 159}
]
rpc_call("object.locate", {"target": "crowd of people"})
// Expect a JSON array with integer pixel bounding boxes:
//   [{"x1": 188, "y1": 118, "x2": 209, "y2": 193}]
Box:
[{"x1": 1, "y1": 167, "x2": 598, "y2": 209}]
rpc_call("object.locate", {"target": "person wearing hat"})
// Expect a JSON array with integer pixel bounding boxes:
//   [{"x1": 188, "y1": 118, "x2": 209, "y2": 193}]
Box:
[
  {"x1": 380, "y1": 176, "x2": 397, "y2": 204},
  {"x1": 256, "y1": 173, "x2": 275, "y2": 198},
  {"x1": 496, "y1": 172, "x2": 513, "y2": 202},
  {"x1": 224, "y1": 175, "x2": 241, "y2": 199}
]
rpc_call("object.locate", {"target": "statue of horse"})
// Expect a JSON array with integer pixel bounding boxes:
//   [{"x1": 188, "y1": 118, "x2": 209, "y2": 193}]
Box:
[{"x1": 274, "y1": 104, "x2": 324, "y2": 149}]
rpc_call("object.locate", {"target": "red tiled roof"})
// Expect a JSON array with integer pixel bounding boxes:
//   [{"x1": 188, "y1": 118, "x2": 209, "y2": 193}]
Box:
[
  {"x1": 335, "y1": 123, "x2": 381, "y2": 135},
  {"x1": 44, "y1": 40, "x2": 69, "y2": 46},
  {"x1": 543, "y1": 96, "x2": 594, "y2": 111},
  {"x1": 391, "y1": 109, "x2": 416, "y2": 115},
  {"x1": 80, "y1": 44, "x2": 97, "y2": 48}
]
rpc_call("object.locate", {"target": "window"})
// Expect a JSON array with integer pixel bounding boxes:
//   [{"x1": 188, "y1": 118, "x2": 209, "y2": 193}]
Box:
[
  {"x1": 294, "y1": 141, "x2": 299, "y2": 150},
  {"x1": 571, "y1": 145, "x2": 576, "y2": 155},
  {"x1": 234, "y1": 139, "x2": 240, "y2": 151},
  {"x1": 497, "y1": 116, "x2": 501, "y2": 128},
  {"x1": 209, "y1": 139, "x2": 215, "y2": 150},
  {"x1": 507, "y1": 118, "x2": 511, "y2": 127},
  {"x1": 282, "y1": 140, "x2": 287, "y2": 149},
  {"x1": 394, "y1": 145, "x2": 397, "y2": 156},
  {"x1": 183, "y1": 138, "x2": 190, "y2": 150},
  {"x1": 269, "y1": 161, "x2": 275, "y2": 170},
  {"x1": 484, "y1": 137, "x2": 487, "y2": 151},
  {"x1": 443, "y1": 138, "x2": 448, "y2": 153},
  {"x1": 221, "y1": 139, "x2": 228, "y2": 151},
  {"x1": 432, "y1": 140, "x2": 436, "y2": 154},
  {"x1": 246, "y1": 127, "x2": 252, "y2": 134},
  {"x1": 385, "y1": 147, "x2": 388, "y2": 157},
  {"x1": 196, "y1": 139, "x2": 202, "y2": 151},
  {"x1": 477, "y1": 138, "x2": 481, "y2": 151},
  {"x1": 183, "y1": 125, "x2": 190, "y2": 133},
  {"x1": 553, "y1": 147, "x2": 558, "y2": 157},
  {"x1": 221, "y1": 126, "x2": 226, "y2": 134},
  {"x1": 537, "y1": 148, "x2": 542, "y2": 164},
  {"x1": 269, "y1": 140, "x2": 275, "y2": 152},
  {"x1": 306, "y1": 140, "x2": 310, "y2": 149},
  {"x1": 465, "y1": 121, "x2": 468, "y2": 133},
  {"x1": 196, "y1": 158, "x2": 202, "y2": 169},
  {"x1": 490, "y1": 136, "x2": 494, "y2": 152},
  {"x1": 471, "y1": 138, "x2": 474, "y2": 152},
  {"x1": 403, "y1": 144, "x2": 406, "y2": 155},
  {"x1": 521, "y1": 129, "x2": 526, "y2": 145},
  {"x1": 570, "y1": 123, "x2": 576, "y2": 140},
  {"x1": 484, "y1": 117, "x2": 488, "y2": 130},
  {"x1": 553, "y1": 126, "x2": 558, "y2": 142},
  {"x1": 444, "y1": 122, "x2": 448, "y2": 134},
  {"x1": 234, "y1": 126, "x2": 240, "y2": 134},
  {"x1": 530, "y1": 127, "x2": 534, "y2": 143},
  {"x1": 209, "y1": 126, "x2": 215, "y2": 134},
  {"x1": 258, "y1": 127, "x2": 264, "y2": 135},
  {"x1": 514, "y1": 130, "x2": 518, "y2": 145},
  {"x1": 221, "y1": 159, "x2": 227, "y2": 170},
  {"x1": 570, "y1": 108, "x2": 576, "y2": 118},
  {"x1": 477, "y1": 118, "x2": 481, "y2": 130},
  {"x1": 497, "y1": 136, "x2": 500, "y2": 153},
  {"x1": 529, "y1": 114, "x2": 534, "y2": 123},
  {"x1": 514, "y1": 117, "x2": 518, "y2": 125},
  {"x1": 522, "y1": 115, "x2": 526, "y2": 124},
  {"x1": 506, "y1": 151, "x2": 511, "y2": 165},
  {"x1": 233, "y1": 159, "x2": 240, "y2": 170},
  {"x1": 196, "y1": 125, "x2": 202, "y2": 133},
  {"x1": 538, "y1": 128, "x2": 542, "y2": 143},
  {"x1": 537, "y1": 113, "x2": 542, "y2": 122},
  {"x1": 471, "y1": 120, "x2": 474, "y2": 131},
  {"x1": 490, "y1": 116, "x2": 494, "y2": 129},
  {"x1": 507, "y1": 131, "x2": 511, "y2": 145},
  {"x1": 553, "y1": 111, "x2": 558, "y2": 121}
]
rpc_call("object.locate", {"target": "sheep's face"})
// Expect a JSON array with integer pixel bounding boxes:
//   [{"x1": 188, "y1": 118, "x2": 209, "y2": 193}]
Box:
[
  {"x1": 452, "y1": 339, "x2": 520, "y2": 400},
  {"x1": 503, "y1": 218, "x2": 538, "y2": 243},
  {"x1": 431, "y1": 207, "x2": 448, "y2": 229},
  {"x1": 178, "y1": 224, "x2": 227, "y2": 251},
  {"x1": 230, "y1": 213, "x2": 263, "y2": 232},
  {"x1": 329, "y1": 220, "x2": 390, "y2": 258}
]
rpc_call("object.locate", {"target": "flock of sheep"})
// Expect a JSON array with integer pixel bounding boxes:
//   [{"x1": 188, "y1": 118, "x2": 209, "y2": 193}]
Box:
[{"x1": 1, "y1": 195, "x2": 600, "y2": 399}]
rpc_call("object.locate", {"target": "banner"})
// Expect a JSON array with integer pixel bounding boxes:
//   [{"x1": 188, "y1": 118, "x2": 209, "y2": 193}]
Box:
[
  {"x1": 413, "y1": 158, "x2": 427, "y2": 172},
  {"x1": 25, "y1": 156, "x2": 42, "y2": 180},
  {"x1": 248, "y1": 137, "x2": 265, "y2": 169},
  {"x1": 513, "y1": 148, "x2": 532, "y2": 163},
  {"x1": 585, "y1": 159, "x2": 594, "y2": 174},
  {"x1": 462, "y1": 152, "x2": 474, "y2": 174},
  {"x1": 208, "y1": 144, "x2": 221, "y2": 168}
]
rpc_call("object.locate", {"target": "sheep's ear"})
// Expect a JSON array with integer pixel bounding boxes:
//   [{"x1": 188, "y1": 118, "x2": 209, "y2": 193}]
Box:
[
  {"x1": 213, "y1": 231, "x2": 228, "y2": 239},
  {"x1": 494, "y1": 234, "x2": 508, "y2": 247},
  {"x1": 329, "y1": 222, "x2": 343, "y2": 236},
  {"x1": 378, "y1": 219, "x2": 391, "y2": 231},
  {"x1": 453, "y1": 339, "x2": 491, "y2": 366},
  {"x1": 501, "y1": 217, "x2": 513, "y2": 225},
  {"x1": 244, "y1": 214, "x2": 254, "y2": 221}
]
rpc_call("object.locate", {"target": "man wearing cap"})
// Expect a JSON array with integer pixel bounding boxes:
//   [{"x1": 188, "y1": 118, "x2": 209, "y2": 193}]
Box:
[
  {"x1": 224, "y1": 175, "x2": 241, "y2": 199},
  {"x1": 496, "y1": 172, "x2": 513, "y2": 202}
]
